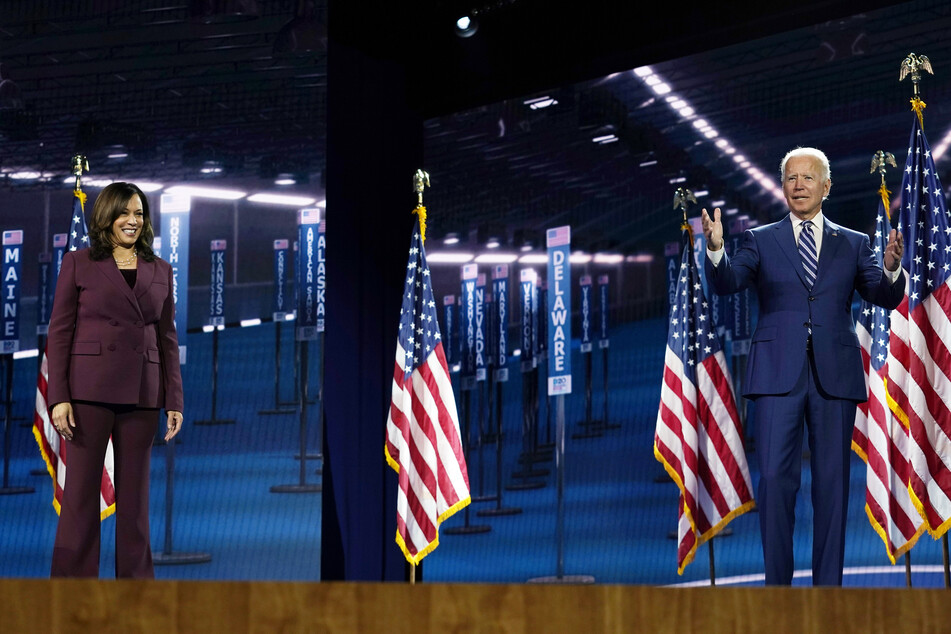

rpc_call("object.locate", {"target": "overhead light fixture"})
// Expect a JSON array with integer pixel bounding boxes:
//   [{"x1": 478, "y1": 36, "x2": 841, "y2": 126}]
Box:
[
  {"x1": 474, "y1": 253, "x2": 518, "y2": 263},
  {"x1": 593, "y1": 253, "x2": 624, "y2": 264},
  {"x1": 525, "y1": 96, "x2": 558, "y2": 110},
  {"x1": 240, "y1": 318, "x2": 262, "y2": 327},
  {"x1": 455, "y1": 14, "x2": 478, "y2": 38},
  {"x1": 136, "y1": 182, "x2": 165, "y2": 193},
  {"x1": 592, "y1": 134, "x2": 618, "y2": 144},
  {"x1": 693, "y1": 190, "x2": 709, "y2": 197},
  {"x1": 200, "y1": 161, "x2": 224, "y2": 175},
  {"x1": 443, "y1": 233, "x2": 460, "y2": 246},
  {"x1": 570, "y1": 252, "x2": 592, "y2": 264},
  {"x1": 625, "y1": 254, "x2": 655, "y2": 263},
  {"x1": 518, "y1": 254, "x2": 548, "y2": 264},
  {"x1": 427, "y1": 252, "x2": 474, "y2": 264},
  {"x1": 274, "y1": 173, "x2": 296, "y2": 186},
  {"x1": 520, "y1": 243, "x2": 534, "y2": 252},
  {"x1": 165, "y1": 185, "x2": 246, "y2": 200},
  {"x1": 247, "y1": 193, "x2": 317, "y2": 206},
  {"x1": 9, "y1": 171, "x2": 40, "y2": 179},
  {"x1": 639, "y1": 160, "x2": 658, "y2": 167},
  {"x1": 485, "y1": 237, "x2": 501, "y2": 249}
]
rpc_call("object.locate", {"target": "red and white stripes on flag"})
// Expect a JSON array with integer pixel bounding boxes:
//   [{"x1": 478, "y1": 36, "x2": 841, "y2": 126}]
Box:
[
  {"x1": 853, "y1": 335, "x2": 925, "y2": 561},
  {"x1": 385, "y1": 221, "x2": 470, "y2": 565},
  {"x1": 32, "y1": 350, "x2": 116, "y2": 518},
  {"x1": 886, "y1": 110, "x2": 951, "y2": 538},
  {"x1": 851, "y1": 194, "x2": 923, "y2": 563},
  {"x1": 655, "y1": 231, "x2": 754, "y2": 574},
  {"x1": 887, "y1": 284, "x2": 951, "y2": 535}
]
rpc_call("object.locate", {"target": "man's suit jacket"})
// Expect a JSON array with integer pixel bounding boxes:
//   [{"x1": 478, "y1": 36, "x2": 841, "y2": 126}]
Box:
[
  {"x1": 705, "y1": 215, "x2": 905, "y2": 402},
  {"x1": 47, "y1": 249, "x2": 183, "y2": 412}
]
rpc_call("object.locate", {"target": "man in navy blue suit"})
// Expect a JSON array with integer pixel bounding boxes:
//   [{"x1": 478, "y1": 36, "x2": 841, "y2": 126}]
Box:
[{"x1": 701, "y1": 147, "x2": 905, "y2": 585}]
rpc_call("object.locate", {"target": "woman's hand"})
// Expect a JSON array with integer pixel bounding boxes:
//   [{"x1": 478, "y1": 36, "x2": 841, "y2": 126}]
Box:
[
  {"x1": 165, "y1": 410, "x2": 183, "y2": 442},
  {"x1": 51, "y1": 402, "x2": 75, "y2": 440}
]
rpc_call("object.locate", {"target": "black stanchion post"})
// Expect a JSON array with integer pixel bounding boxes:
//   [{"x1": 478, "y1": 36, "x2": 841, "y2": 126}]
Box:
[
  {"x1": 311, "y1": 330, "x2": 324, "y2": 474},
  {"x1": 153, "y1": 430, "x2": 211, "y2": 565},
  {"x1": 262, "y1": 239, "x2": 295, "y2": 415},
  {"x1": 507, "y1": 363, "x2": 545, "y2": 491},
  {"x1": 194, "y1": 327, "x2": 235, "y2": 426},
  {"x1": 478, "y1": 366, "x2": 521, "y2": 517},
  {"x1": 260, "y1": 320, "x2": 295, "y2": 415},
  {"x1": 471, "y1": 377, "x2": 496, "y2": 503},
  {"x1": 471, "y1": 273, "x2": 495, "y2": 504},
  {"x1": 572, "y1": 351, "x2": 601, "y2": 440},
  {"x1": 444, "y1": 382, "x2": 491, "y2": 535},
  {"x1": 1, "y1": 356, "x2": 34, "y2": 496},
  {"x1": 527, "y1": 395, "x2": 593, "y2": 584},
  {"x1": 708, "y1": 538, "x2": 716, "y2": 586},
  {"x1": 602, "y1": 345, "x2": 611, "y2": 428},
  {"x1": 574, "y1": 275, "x2": 601, "y2": 439},
  {"x1": 196, "y1": 240, "x2": 234, "y2": 426},
  {"x1": 514, "y1": 361, "x2": 551, "y2": 474},
  {"x1": 528, "y1": 224, "x2": 592, "y2": 583},
  {"x1": 596, "y1": 275, "x2": 619, "y2": 431},
  {"x1": 271, "y1": 339, "x2": 321, "y2": 493}
]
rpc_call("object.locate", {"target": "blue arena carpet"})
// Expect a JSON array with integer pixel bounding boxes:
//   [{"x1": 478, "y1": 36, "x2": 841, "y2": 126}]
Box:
[{"x1": 1, "y1": 319, "x2": 949, "y2": 587}]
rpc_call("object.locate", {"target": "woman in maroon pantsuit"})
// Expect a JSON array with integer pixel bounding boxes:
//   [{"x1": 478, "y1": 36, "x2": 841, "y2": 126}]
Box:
[{"x1": 47, "y1": 182, "x2": 184, "y2": 578}]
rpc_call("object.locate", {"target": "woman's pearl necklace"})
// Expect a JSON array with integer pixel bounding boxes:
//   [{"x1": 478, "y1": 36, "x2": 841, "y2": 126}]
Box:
[{"x1": 114, "y1": 249, "x2": 137, "y2": 266}]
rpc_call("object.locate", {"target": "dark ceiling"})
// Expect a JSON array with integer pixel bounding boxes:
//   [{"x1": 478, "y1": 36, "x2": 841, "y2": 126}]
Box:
[
  {"x1": 0, "y1": 0, "x2": 326, "y2": 192},
  {"x1": 419, "y1": 0, "x2": 951, "y2": 258},
  {"x1": 3, "y1": 0, "x2": 948, "y2": 263}
]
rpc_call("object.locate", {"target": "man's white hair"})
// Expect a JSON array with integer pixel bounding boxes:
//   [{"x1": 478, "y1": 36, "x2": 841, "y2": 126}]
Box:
[{"x1": 780, "y1": 147, "x2": 831, "y2": 182}]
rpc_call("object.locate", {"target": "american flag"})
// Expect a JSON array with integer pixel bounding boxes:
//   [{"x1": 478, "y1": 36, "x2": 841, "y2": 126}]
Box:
[
  {"x1": 852, "y1": 188, "x2": 924, "y2": 563},
  {"x1": 654, "y1": 227, "x2": 754, "y2": 574},
  {"x1": 886, "y1": 109, "x2": 951, "y2": 537},
  {"x1": 385, "y1": 220, "x2": 470, "y2": 564},
  {"x1": 32, "y1": 189, "x2": 116, "y2": 519}
]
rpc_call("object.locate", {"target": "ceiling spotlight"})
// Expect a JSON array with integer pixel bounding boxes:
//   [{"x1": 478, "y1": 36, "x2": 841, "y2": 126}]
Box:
[
  {"x1": 486, "y1": 237, "x2": 501, "y2": 249},
  {"x1": 455, "y1": 14, "x2": 478, "y2": 38},
  {"x1": 274, "y1": 173, "x2": 296, "y2": 186},
  {"x1": 444, "y1": 233, "x2": 460, "y2": 246}
]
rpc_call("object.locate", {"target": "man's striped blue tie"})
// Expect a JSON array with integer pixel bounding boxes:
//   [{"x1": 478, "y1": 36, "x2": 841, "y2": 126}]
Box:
[{"x1": 799, "y1": 220, "x2": 817, "y2": 289}]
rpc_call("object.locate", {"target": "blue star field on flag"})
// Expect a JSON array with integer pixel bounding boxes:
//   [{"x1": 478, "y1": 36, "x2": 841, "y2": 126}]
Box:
[
  {"x1": 68, "y1": 192, "x2": 89, "y2": 252},
  {"x1": 668, "y1": 230, "x2": 723, "y2": 374},
  {"x1": 398, "y1": 222, "x2": 442, "y2": 377},
  {"x1": 858, "y1": 198, "x2": 893, "y2": 373},
  {"x1": 899, "y1": 118, "x2": 951, "y2": 307}
]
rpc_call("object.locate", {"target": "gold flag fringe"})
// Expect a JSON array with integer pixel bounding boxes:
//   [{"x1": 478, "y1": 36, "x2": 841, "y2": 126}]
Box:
[
  {"x1": 911, "y1": 96, "x2": 926, "y2": 129},
  {"x1": 413, "y1": 204, "x2": 427, "y2": 244},
  {"x1": 879, "y1": 182, "x2": 892, "y2": 221}
]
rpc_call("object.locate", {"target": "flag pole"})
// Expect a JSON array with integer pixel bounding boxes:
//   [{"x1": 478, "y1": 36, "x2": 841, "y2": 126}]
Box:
[
  {"x1": 898, "y1": 53, "x2": 951, "y2": 586},
  {"x1": 674, "y1": 187, "x2": 721, "y2": 586}
]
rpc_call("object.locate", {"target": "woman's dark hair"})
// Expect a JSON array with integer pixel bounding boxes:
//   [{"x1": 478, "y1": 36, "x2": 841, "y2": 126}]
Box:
[{"x1": 87, "y1": 182, "x2": 156, "y2": 262}]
